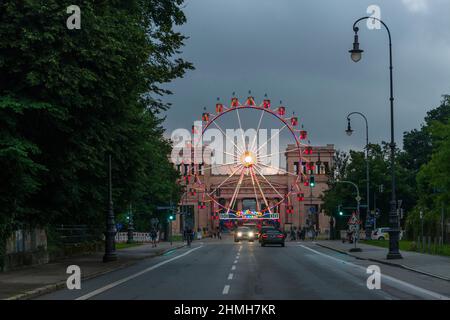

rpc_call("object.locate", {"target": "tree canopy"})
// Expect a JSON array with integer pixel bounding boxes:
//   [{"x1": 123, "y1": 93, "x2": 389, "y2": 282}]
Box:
[{"x1": 0, "y1": 0, "x2": 193, "y2": 266}]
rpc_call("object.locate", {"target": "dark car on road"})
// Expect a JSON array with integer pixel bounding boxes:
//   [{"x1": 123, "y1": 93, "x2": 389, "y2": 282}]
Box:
[
  {"x1": 260, "y1": 229, "x2": 285, "y2": 247},
  {"x1": 258, "y1": 225, "x2": 276, "y2": 243},
  {"x1": 234, "y1": 227, "x2": 256, "y2": 242}
]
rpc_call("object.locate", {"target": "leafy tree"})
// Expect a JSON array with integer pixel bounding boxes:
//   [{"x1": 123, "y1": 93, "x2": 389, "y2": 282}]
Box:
[
  {"x1": 403, "y1": 96, "x2": 450, "y2": 239},
  {"x1": 0, "y1": 0, "x2": 192, "y2": 267}
]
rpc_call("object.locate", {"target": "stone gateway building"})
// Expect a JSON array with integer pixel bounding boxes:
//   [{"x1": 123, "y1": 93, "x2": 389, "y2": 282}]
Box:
[{"x1": 170, "y1": 144, "x2": 335, "y2": 237}]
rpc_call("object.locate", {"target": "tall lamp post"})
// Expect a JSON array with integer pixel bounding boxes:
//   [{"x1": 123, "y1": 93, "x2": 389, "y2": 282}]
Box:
[
  {"x1": 346, "y1": 112, "x2": 371, "y2": 239},
  {"x1": 349, "y1": 17, "x2": 402, "y2": 259},
  {"x1": 103, "y1": 155, "x2": 117, "y2": 262},
  {"x1": 127, "y1": 203, "x2": 134, "y2": 244}
]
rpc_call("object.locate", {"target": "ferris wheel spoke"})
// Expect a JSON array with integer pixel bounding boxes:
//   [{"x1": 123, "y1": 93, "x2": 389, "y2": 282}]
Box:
[
  {"x1": 257, "y1": 147, "x2": 303, "y2": 160},
  {"x1": 212, "y1": 121, "x2": 244, "y2": 155},
  {"x1": 256, "y1": 162, "x2": 300, "y2": 177},
  {"x1": 236, "y1": 108, "x2": 247, "y2": 151},
  {"x1": 252, "y1": 165, "x2": 284, "y2": 199},
  {"x1": 250, "y1": 109, "x2": 265, "y2": 154},
  {"x1": 255, "y1": 124, "x2": 287, "y2": 155},
  {"x1": 208, "y1": 165, "x2": 243, "y2": 197},
  {"x1": 227, "y1": 167, "x2": 246, "y2": 214},
  {"x1": 249, "y1": 166, "x2": 261, "y2": 212},
  {"x1": 202, "y1": 161, "x2": 240, "y2": 173},
  {"x1": 250, "y1": 167, "x2": 272, "y2": 214}
]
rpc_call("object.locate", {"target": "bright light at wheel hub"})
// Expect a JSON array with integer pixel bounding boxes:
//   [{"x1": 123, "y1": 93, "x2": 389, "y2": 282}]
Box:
[{"x1": 241, "y1": 151, "x2": 256, "y2": 168}]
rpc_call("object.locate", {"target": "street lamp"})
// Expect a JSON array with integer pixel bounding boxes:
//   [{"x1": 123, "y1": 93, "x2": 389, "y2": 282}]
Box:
[
  {"x1": 345, "y1": 118, "x2": 353, "y2": 136},
  {"x1": 103, "y1": 154, "x2": 117, "y2": 262},
  {"x1": 127, "y1": 204, "x2": 134, "y2": 244},
  {"x1": 349, "y1": 31, "x2": 364, "y2": 63},
  {"x1": 345, "y1": 112, "x2": 371, "y2": 240},
  {"x1": 349, "y1": 17, "x2": 402, "y2": 260}
]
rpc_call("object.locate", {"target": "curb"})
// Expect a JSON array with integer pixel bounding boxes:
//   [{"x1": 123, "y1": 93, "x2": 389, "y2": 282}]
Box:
[
  {"x1": 315, "y1": 243, "x2": 450, "y2": 282},
  {"x1": 4, "y1": 243, "x2": 186, "y2": 300}
]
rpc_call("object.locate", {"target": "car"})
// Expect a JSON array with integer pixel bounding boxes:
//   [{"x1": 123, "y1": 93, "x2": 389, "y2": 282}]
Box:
[
  {"x1": 258, "y1": 225, "x2": 276, "y2": 242},
  {"x1": 260, "y1": 229, "x2": 285, "y2": 247},
  {"x1": 371, "y1": 228, "x2": 404, "y2": 240},
  {"x1": 372, "y1": 228, "x2": 389, "y2": 240},
  {"x1": 234, "y1": 227, "x2": 256, "y2": 242}
]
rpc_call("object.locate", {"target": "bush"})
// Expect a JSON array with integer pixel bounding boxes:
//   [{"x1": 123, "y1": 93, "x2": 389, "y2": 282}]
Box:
[{"x1": 409, "y1": 241, "x2": 417, "y2": 251}]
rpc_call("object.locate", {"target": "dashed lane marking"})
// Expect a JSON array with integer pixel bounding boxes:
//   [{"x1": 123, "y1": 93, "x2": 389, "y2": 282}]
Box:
[{"x1": 222, "y1": 285, "x2": 230, "y2": 295}]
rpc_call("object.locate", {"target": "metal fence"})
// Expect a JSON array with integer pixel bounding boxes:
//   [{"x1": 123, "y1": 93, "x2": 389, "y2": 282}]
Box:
[
  {"x1": 115, "y1": 232, "x2": 153, "y2": 243},
  {"x1": 54, "y1": 225, "x2": 102, "y2": 244}
]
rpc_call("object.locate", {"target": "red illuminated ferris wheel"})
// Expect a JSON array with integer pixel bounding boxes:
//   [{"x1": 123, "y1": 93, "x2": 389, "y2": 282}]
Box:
[{"x1": 185, "y1": 93, "x2": 314, "y2": 218}]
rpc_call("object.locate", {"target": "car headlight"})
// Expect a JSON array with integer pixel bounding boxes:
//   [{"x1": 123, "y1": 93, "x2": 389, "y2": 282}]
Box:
[
  {"x1": 248, "y1": 232, "x2": 254, "y2": 237},
  {"x1": 237, "y1": 232, "x2": 242, "y2": 237}
]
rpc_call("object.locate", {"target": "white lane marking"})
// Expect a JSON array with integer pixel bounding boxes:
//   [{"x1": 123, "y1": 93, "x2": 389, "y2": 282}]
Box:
[
  {"x1": 234, "y1": 260, "x2": 238, "y2": 264},
  {"x1": 222, "y1": 285, "x2": 230, "y2": 295},
  {"x1": 299, "y1": 244, "x2": 449, "y2": 300},
  {"x1": 75, "y1": 245, "x2": 203, "y2": 300},
  {"x1": 239, "y1": 246, "x2": 242, "y2": 251},
  {"x1": 228, "y1": 273, "x2": 233, "y2": 280},
  {"x1": 231, "y1": 265, "x2": 236, "y2": 270}
]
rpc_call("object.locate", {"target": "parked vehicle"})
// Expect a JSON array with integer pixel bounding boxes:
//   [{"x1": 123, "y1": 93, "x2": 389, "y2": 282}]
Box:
[{"x1": 372, "y1": 228, "x2": 404, "y2": 240}]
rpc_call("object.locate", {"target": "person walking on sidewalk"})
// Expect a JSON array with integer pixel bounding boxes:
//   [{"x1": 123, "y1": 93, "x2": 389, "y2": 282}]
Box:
[{"x1": 150, "y1": 228, "x2": 157, "y2": 247}]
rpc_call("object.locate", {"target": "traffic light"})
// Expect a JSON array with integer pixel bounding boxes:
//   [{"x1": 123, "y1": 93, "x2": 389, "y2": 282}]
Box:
[
  {"x1": 338, "y1": 204, "x2": 343, "y2": 216},
  {"x1": 309, "y1": 175, "x2": 315, "y2": 187},
  {"x1": 168, "y1": 215, "x2": 175, "y2": 221}
]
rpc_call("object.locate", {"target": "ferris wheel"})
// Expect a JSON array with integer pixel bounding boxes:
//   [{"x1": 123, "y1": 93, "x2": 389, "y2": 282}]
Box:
[{"x1": 185, "y1": 93, "x2": 314, "y2": 219}]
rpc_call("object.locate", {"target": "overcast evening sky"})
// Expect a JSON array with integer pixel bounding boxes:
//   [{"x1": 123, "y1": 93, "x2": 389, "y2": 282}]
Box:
[{"x1": 162, "y1": 0, "x2": 450, "y2": 152}]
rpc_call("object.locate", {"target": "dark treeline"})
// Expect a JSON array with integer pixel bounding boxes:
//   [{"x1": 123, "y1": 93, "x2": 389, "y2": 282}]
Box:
[
  {"x1": 0, "y1": 1, "x2": 193, "y2": 265},
  {"x1": 322, "y1": 95, "x2": 450, "y2": 239}
]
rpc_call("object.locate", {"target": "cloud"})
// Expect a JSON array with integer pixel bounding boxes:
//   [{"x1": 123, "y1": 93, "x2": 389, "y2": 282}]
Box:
[{"x1": 402, "y1": 0, "x2": 428, "y2": 12}]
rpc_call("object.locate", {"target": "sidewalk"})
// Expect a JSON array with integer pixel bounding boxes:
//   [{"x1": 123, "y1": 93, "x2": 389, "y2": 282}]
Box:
[
  {"x1": 316, "y1": 240, "x2": 450, "y2": 281},
  {"x1": 0, "y1": 241, "x2": 185, "y2": 300}
]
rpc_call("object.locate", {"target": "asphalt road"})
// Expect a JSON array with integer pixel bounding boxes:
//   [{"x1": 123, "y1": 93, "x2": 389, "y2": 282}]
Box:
[{"x1": 37, "y1": 236, "x2": 450, "y2": 300}]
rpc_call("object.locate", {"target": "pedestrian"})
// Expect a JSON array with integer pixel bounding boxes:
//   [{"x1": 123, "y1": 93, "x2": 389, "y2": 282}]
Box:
[
  {"x1": 184, "y1": 226, "x2": 193, "y2": 246},
  {"x1": 290, "y1": 229, "x2": 296, "y2": 241},
  {"x1": 217, "y1": 227, "x2": 222, "y2": 240},
  {"x1": 150, "y1": 228, "x2": 157, "y2": 247}
]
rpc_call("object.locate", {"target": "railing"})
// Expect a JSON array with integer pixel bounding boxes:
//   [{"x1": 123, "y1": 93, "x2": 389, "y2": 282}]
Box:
[
  {"x1": 115, "y1": 232, "x2": 154, "y2": 243},
  {"x1": 54, "y1": 225, "x2": 102, "y2": 244}
]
